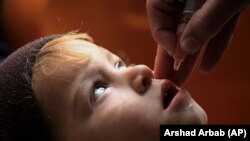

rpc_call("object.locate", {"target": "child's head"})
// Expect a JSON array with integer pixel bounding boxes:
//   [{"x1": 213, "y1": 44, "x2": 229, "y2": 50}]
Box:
[{"x1": 0, "y1": 33, "x2": 207, "y2": 141}]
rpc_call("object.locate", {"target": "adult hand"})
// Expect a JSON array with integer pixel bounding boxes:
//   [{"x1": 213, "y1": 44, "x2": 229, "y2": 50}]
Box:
[{"x1": 146, "y1": 0, "x2": 249, "y2": 86}]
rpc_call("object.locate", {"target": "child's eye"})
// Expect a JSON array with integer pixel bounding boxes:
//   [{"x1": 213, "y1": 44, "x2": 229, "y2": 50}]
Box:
[
  {"x1": 115, "y1": 61, "x2": 127, "y2": 70},
  {"x1": 92, "y1": 82, "x2": 107, "y2": 102}
]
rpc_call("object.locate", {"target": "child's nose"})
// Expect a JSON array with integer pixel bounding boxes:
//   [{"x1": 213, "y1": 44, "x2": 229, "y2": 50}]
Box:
[{"x1": 124, "y1": 65, "x2": 153, "y2": 94}]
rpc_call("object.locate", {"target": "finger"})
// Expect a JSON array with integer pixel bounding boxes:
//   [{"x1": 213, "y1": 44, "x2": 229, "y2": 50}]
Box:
[
  {"x1": 200, "y1": 13, "x2": 241, "y2": 74},
  {"x1": 153, "y1": 45, "x2": 200, "y2": 86},
  {"x1": 146, "y1": 0, "x2": 178, "y2": 55},
  {"x1": 180, "y1": 0, "x2": 246, "y2": 55},
  {"x1": 153, "y1": 45, "x2": 173, "y2": 79}
]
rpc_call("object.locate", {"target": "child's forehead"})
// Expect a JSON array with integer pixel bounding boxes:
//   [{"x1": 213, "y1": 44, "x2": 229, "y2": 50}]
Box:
[
  {"x1": 59, "y1": 38, "x2": 116, "y2": 57},
  {"x1": 55, "y1": 39, "x2": 103, "y2": 54}
]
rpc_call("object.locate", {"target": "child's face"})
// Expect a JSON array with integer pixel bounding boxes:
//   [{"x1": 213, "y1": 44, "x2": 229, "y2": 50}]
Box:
[{"x1": 35, "y1": 39, "x2": 207, "y2": 141}]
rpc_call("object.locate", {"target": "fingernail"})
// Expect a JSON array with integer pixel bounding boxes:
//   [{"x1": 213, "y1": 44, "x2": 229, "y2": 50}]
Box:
[{"x1": 181, "y1": 38, "x2": 201, "y2": 55}]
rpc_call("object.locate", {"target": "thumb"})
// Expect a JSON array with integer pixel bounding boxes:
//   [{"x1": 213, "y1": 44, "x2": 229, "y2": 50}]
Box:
[{"x1": 180, "y1": 0, "x2": 246, "y2": 55}]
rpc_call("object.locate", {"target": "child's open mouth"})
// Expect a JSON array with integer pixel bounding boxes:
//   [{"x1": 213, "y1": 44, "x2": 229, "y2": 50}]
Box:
[{"x1": 161, "y1": 80, "x2": 179, "y2": 109}]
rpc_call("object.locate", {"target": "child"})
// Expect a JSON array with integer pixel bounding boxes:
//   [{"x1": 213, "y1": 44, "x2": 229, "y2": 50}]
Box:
[{"x1": 0, "y1": 32, "x2": 207, "y2": 141}]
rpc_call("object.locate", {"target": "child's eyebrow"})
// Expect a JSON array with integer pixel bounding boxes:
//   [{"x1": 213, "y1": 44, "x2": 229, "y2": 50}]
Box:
[{"x1": 115, "y1": 51, "x2": 131, "y2": 66}]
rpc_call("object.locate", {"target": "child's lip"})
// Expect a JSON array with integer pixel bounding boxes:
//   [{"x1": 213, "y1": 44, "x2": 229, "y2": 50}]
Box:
[
  {"x1": 161, "y1": 80, "x2": 191, "y2": 111},
  {"x1": 161, "y1": 80, "x2": 180, "y2": 110},
  {"x1": 167, "y1": 90, "x2": 190, "y2": 111}
]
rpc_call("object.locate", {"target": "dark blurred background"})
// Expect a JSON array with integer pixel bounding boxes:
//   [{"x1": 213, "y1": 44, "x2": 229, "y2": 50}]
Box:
[{"x1": 1, "y1": 0, "x2": 250, "y2": 124}]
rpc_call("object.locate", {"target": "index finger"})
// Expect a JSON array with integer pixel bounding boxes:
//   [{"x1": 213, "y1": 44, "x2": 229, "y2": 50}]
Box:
[{"x1": 146, "y1": 0, "x2": 178, "y2": 55}]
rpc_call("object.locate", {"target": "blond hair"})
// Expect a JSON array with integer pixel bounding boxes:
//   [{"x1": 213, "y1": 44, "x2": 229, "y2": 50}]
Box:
[{"x1": 32, "y1": 32, "x2": 93, "y2": 93}]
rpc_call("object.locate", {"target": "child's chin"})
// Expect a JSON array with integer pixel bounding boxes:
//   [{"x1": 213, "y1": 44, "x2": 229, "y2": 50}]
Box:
[
  {"x1": 176, "y1": 100, "x2": 208, "y2": 124},
  {"x1": 187, "y1": 101, "x2": 208, "y2": 125},
  {"x1": 178, "y1": 111, "x2": 207, "y2": 125}
]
